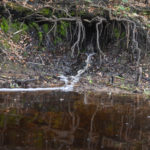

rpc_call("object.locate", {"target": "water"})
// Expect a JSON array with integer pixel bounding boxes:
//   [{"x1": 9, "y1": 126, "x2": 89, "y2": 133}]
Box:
[
  {"x1": 0, "y1": 53, "x2": 95, "y2": 92},
  {"x1": 0, "y1": 91, "x2": 149, "y2": 150}
]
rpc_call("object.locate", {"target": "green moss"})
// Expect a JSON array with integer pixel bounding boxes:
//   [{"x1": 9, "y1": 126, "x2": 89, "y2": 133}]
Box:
[
  {"x1": 7, "y1": 2, "x2": 30, "y2": 13},
  {"x1": 53, "y1": 21, "x2": 69, "y2": 45},
  {"x1": 30, "y1": 22, "x2": 40, "y2": 30},
  {"x1": 0, "y1": 17, "x2": 9, "y2": 33},
  {"x1": 39, "y1": 8, "x2": 51, "y2": 16},
  {"x1": 54, "y1": 37, "x2": 62, "y2": 45},
  {"x1": 42, "y1": 24, "x2": 49, "y2": 33},
  {"x1": 57, "y1": 21, "x2": 69, "y2": 37},
  {"x1": 146, "y1": 23, "x2": 150, "y2": 28},
  {"x1": 120, "y1": 31, "x2": 125, "y2": 38},
  {"x1": 10, "y1": 22, "x2": 20, "y2": 31},
  {"x1": 114, "y1": 28, "x2": 120, "y2": 39},
  {"x1": 0, "y1": 17, "x2": 29, "y2": 43},
  {"x1": 23, "y1": 24, "x2": 29, "y2": 31},
  {"x1": 29, "y1": 22, "x2": 43, "y2": 45},
  {"x1": 7, "y1": 20, "x2": 29, "y2": 33},
  {"x1": 79, "y1": 10, "x2": 86, "y2": 16},
  {"x1": 10, "y1": 22, "x2": 29, "y2": 42},
  {"x1": 71, "y1": 11, "x2": 75, "y2": 16},
  {"x1": 38, "y1": 31, "x2": 43, "y2": 43},
  {"x1": 115, "y1": 5, "x2": 130, "y2": 12}
]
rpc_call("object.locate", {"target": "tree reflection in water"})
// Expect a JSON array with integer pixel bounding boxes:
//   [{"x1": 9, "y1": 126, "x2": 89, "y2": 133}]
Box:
[{"x1": 0, "y1": 91, "x2": 149, "y2": 150}]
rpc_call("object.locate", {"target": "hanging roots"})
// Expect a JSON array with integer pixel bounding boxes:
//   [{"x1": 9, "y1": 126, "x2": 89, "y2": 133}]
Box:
[
  {"x1": 71, "y1": 18, "x2": 85, "y2": 57},
  {"x1": 95, "y1": 16, "x2": 106, "y2": 65},
  {"x1": 131, "y1": 22, "x2": 141, "y2": 67}
]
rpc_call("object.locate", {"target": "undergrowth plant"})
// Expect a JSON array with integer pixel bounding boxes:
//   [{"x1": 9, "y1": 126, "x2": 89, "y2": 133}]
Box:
[
  {"x1": 53, "y1": 21, "x2": 69, "y2": 45},
  {"x1": 0, "y1": 18, "x2": 9, "y2": 33},
  {"x1": 29, "y1": 22, "x2": 43, "y2": 45},
  {"x1": 0, "y1": 17, "x2": 29, "y2": 42}
]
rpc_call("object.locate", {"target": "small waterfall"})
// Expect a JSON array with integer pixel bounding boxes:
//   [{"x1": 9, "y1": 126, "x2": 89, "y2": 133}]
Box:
[{"x1": 0, "y1": 53, "x2": 95, "y2": 92}]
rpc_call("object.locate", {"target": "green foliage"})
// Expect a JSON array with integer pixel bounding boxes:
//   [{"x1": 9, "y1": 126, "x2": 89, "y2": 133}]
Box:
[
  {"x1": 11, "y1": 22, "x2": 28, "y2": 32},
  {"x1": 57, "y1": 21, "x2": 69, "y2": 37},
  {"x1": 30, "y1": 22, "x2": 43, "y2": 45},
  {"x1": 0, "y1": 17, "x2": 9, "y2": 33},
  {"x1": 87, "y1": 76, "x2": 93, "y2": 84},
  {"x1": 142, "y1": 11, "x2": 150, "y2": 15},
  {"x1": 10, "y1": 22, "x2": 29, "y2": 42},
  {"x1": 53, "y1": 21, "x2": 69, "y2": 45},
  {"x1": 38, "y1": 31, "x2": 43, "y2": 43},
  {"x1": 7, "y1": 2, "x2": 29, "y2": 12},
  {"x1": 115, "y1": 5, "x2": 130, "y2": 13},
  {"x1": 120, "y1": 32, "x2": 125, "y2": 38},
  {"x1": 22, "y1": 24, "x2": 29, "y2": 31},
  {"x1": 39, "y1": 8, "x2": 51, "y2": 16},
  {"x1": 54, "y1": 37, "x2": 62, "y2": 45},
  {"x1": 114, "y1": 28, "x2": 120, "y2": 39},
  {"x1": 42, "y1": 24, "x2": 49, "y2": 33},
  {"x1": 113, "y1": 27, "x2": 125, "y2": 40},
  {"x1": 10, "y1": 22, "x2": 20, "y2": 31},
  {"x1": 71, "y1": 11, "x2": 75, "y2": 16},
  {"x1": 30, "y1": 22, "x2": 40, "y2": 30},
  {"x1": 118, "y1": 5, "x2": 126, "y2": 11},
  {"x1": 0, "y1": 17, "x2": 29, "y2": 42},
  {"x1": 147, "y1": 24, "x2": 150, "y2": 28}
]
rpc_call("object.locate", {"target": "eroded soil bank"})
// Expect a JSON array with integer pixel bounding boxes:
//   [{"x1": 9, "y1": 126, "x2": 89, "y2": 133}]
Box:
[{"x1": 0, "y1": 0, "x2": 150, "y2": 96}]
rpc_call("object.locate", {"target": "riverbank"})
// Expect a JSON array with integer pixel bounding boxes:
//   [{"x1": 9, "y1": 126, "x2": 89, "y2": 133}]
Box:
[
  {"x1": 0, "y1": 0, "x2": 150, "y2": 97},
  {"x1": 0, "y1": 49, "x2": 150, "y2": 97}
]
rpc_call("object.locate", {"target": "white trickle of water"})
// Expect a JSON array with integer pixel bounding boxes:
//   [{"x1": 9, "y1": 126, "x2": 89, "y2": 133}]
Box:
[{"x1": 0, "y1": 53, "x2": 95, "y2": 92}]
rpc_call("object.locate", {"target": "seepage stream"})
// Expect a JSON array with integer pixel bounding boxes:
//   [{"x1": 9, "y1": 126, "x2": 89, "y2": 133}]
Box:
[
  {"x1": 0, "y1": 53, "x2": 95, "y2": 92},
  {"x1": 0, "y1": 91, "x2": 149, "y2": 150}
]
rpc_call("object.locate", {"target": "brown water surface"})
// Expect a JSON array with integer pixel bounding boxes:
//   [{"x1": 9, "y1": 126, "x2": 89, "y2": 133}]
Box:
[{"x1": 0, "y1": 91, "x2": 149, "y2": 150}]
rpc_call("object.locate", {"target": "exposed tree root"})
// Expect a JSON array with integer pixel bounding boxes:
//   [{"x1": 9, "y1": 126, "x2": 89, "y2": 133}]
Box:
[
  {"x1": 71, "y1": 18, "x2": 85, "y2": 57},
  {"x1": 95, "y1": 17, "x2": 106, "y2": 65}
]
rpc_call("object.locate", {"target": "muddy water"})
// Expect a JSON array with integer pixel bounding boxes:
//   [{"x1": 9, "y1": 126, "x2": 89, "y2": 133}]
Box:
[{"x1": 0, "y1": 92, "x2": 149, "y2": 150}]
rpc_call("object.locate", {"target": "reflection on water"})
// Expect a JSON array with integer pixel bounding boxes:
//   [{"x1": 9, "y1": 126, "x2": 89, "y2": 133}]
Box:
[{"x1": 0, "y1": 91, "x2": 149, "y2": 150}]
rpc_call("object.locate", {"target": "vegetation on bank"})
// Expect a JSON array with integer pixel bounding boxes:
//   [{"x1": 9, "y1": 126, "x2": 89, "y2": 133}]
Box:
[
  {"x1": 0, "y1": 0, "x2": 149, "y2": 56},
  {"x1": 0, "y1": 0, "x2": 149, "y2": 93}
]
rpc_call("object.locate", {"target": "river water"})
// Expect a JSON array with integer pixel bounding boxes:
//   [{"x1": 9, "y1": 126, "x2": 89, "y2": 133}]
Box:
[{"x1": 0, "y1": 91, "x2": 149, "y2": 150}]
